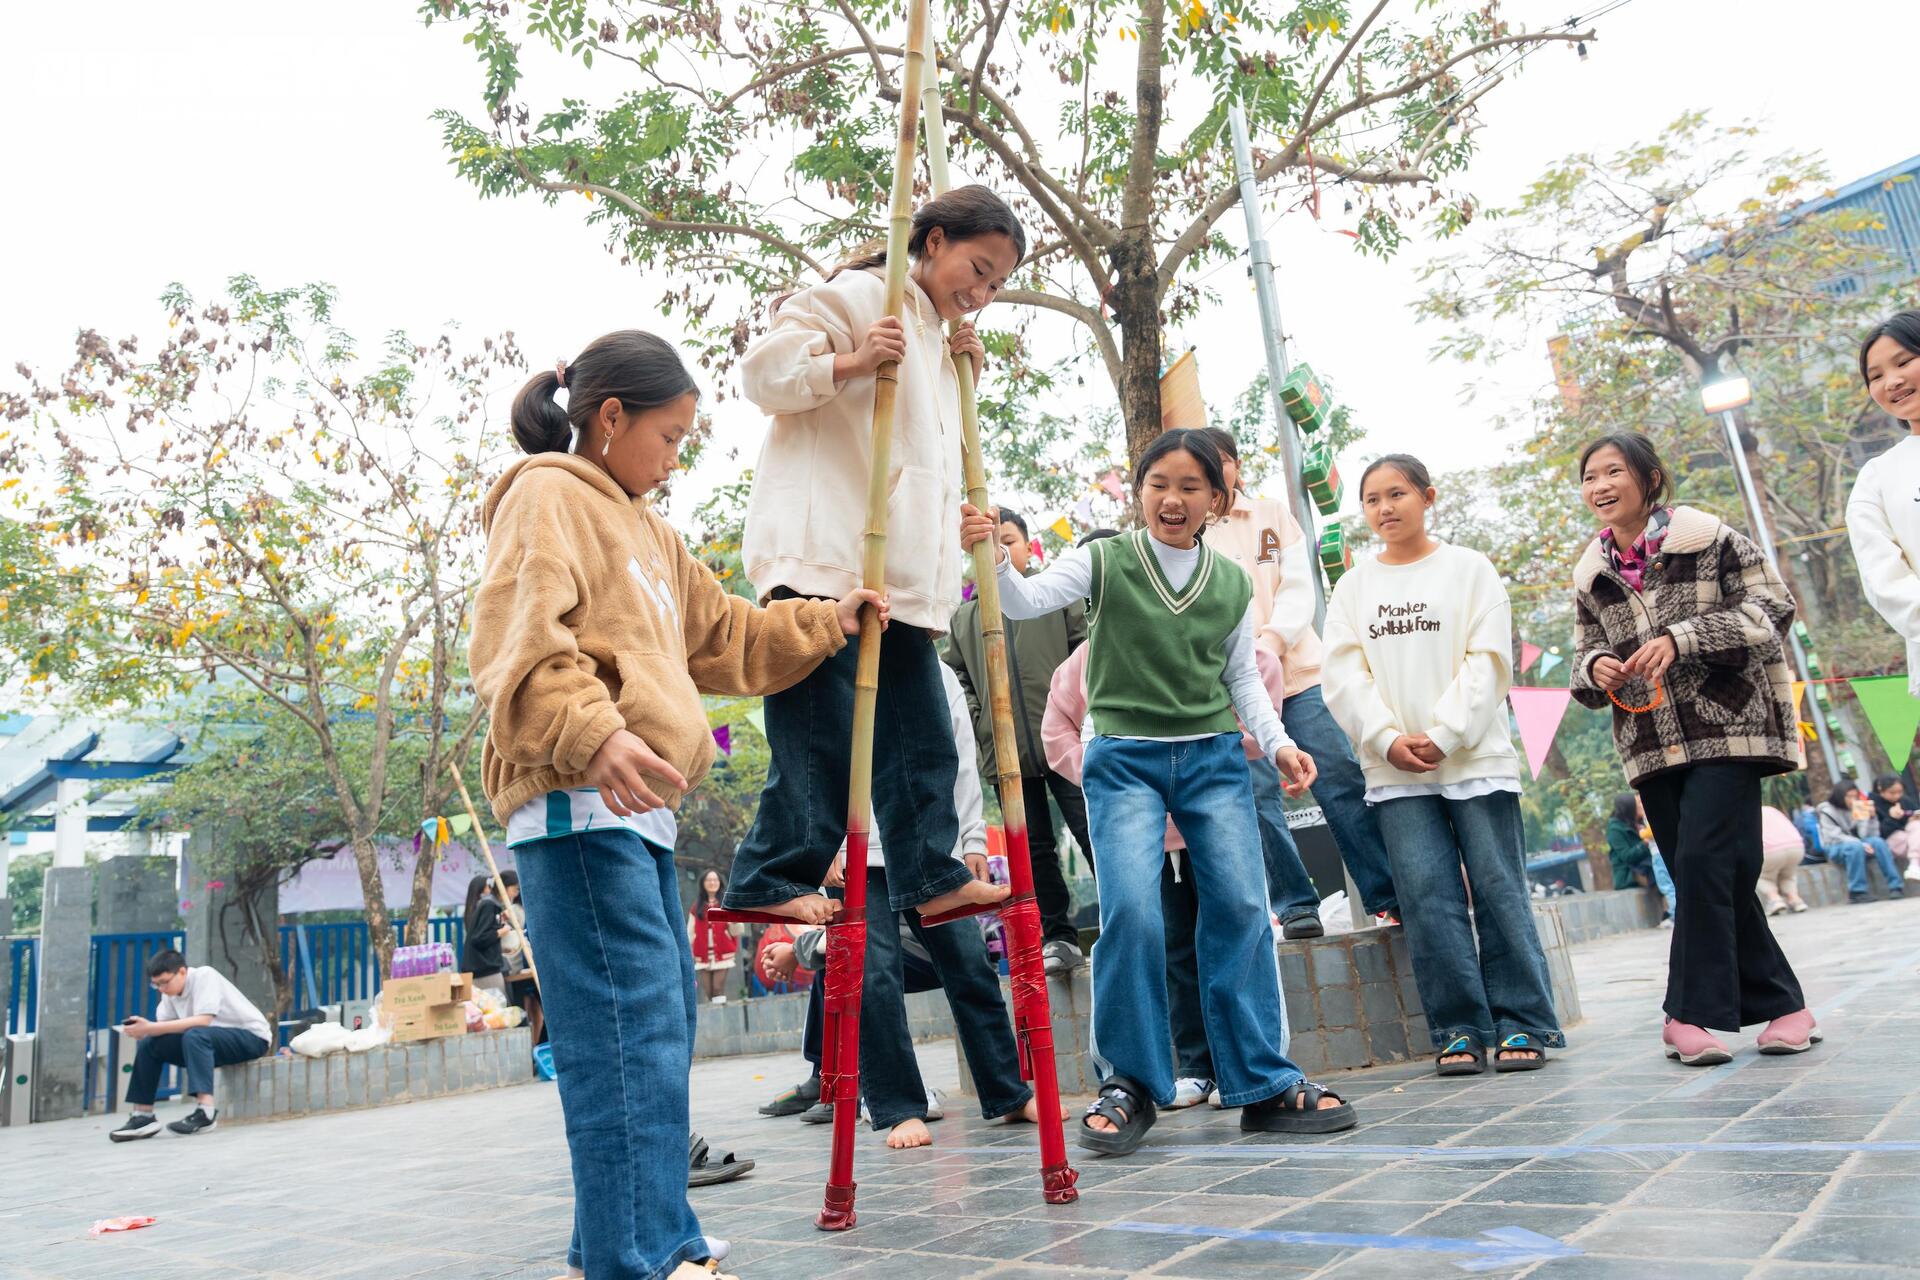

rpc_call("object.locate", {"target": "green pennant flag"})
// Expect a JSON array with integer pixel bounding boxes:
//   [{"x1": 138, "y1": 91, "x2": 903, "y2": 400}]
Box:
[
  {"x1": 745, "y1": 704, "x2": 766, "y2": 737},
  {"x1": 1847, "y1": 675, "x2": 1920, "y2": 768}
]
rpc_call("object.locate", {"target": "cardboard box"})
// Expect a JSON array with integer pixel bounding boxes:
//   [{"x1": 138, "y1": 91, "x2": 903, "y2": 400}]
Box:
[
  {"x1": 384, "y1": 972, "x2": 475, "y2": 1043},
  {"x1": 392, "y1": 1003, "x2": 468, "y2": 1043}
]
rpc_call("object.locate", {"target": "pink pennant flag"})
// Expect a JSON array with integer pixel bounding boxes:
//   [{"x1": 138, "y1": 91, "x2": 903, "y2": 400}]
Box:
[
  {"x1": 1098, "y1": 470, "x2": 1125, "y2": 501},
  {"x1": 1509, "y1": 688, "x2": 1574, "y2": 780},
  {"x1": 1518, "y1": 641, "x2": 1543, "y2": 673}
]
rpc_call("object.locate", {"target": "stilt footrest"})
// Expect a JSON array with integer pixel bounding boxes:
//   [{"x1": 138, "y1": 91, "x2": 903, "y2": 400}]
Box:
[
  {"x1": 919, "y1": 891, "x2": 1029, "y2": 929},
  {"x1": 706, "y1": 906, "x2": 843, "y2": 927}
]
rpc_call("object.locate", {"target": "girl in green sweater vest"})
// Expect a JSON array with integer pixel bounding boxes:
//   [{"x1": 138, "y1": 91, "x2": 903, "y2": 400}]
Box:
[{"x1": 961, "y1": 429, "x2": 1358, "y2": 1155}]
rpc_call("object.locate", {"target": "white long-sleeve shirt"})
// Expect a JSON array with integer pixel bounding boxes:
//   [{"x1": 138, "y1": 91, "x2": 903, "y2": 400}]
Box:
[
  {"x1": 1848, "y1": 435, "x2": 1920, "y2": 696},
  {"x1": 990, "y1": 539, "x2": 1293, "y2": 758}
]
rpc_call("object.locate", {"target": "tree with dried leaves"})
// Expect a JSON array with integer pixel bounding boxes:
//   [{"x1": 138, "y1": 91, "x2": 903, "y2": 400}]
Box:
[
  {"x1": 422, "y1": 0, "x2": 1595, "y2": 472},
  {"x1": 0, "y1": 278, "x2": 514, "y2": 973}
]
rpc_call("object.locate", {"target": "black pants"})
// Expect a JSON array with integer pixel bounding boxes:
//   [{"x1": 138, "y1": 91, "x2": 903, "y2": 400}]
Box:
[
  {"x1": 1024, "y1": 771, "x2": 1094, "y2": 944},
  {"x1": 728, "y1": 603, "x2": 971, "y2": 914},
  {"x1": 1160, "y1": 850, "x2": 1215, "y2": 1080},
  {"x1": 1639, "y1": 762, "x2": 1806, "y2": 1032}
]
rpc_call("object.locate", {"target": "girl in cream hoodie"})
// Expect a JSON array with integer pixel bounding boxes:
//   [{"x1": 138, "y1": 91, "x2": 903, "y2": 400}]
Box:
[
  {"x1": 728, "y1": 185, "x2": 1023, "y2": 925},
  {"x1": 1323, "y1": 455, "x2": 1563, "y2": 1078},
  {"x1": 1849, "y1": 310, "x2": 1920, "y2": 696},
  {"x1": 470, "y1": 330, "x2": 880, "y2": 1280}
]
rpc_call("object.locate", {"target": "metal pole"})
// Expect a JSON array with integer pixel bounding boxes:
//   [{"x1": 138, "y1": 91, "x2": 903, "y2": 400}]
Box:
[
  {"x1": 1718, "y1": 408, "x2": 1843, "y2": 781},
  {"x1": 1227, "y1": 98, "x2": 1326, "y2": 632}
]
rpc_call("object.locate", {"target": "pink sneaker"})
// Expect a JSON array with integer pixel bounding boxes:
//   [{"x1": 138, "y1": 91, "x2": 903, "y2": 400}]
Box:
[
  {"x1": 1663, "y1": 1018, "x2": 1732, "y2": 1066},
  {"x1": 1756, "y1": 1009, "x2": 1822, "y2": 1055}
]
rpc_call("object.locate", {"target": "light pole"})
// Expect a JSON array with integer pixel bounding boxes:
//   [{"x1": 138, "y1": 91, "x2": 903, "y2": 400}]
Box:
[{"x1": 1699, "y1": 372, "x2": 1843, "y2": 781}]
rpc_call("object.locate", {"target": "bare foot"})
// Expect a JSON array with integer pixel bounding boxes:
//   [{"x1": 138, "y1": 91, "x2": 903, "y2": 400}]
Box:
[
  {"x1": 1005, "y1": 1096, "x2": 1070, "y2": 1124},
  {"x1": 917, "y1": 879, "x2": 1011, "y2": 918},
  {"x1": 885, "y1": 1118, "x2": 933, "y2": 1149},
  {"x1": 757, "y1": 895, "x2": 839, "y2": 926}
]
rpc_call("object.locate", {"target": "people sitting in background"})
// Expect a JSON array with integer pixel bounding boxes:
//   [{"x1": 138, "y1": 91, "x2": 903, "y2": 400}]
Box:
[
  {"x1": 1870, "y1": 773, "x2": 1920, "y2": 882},
  {"x1": 1606, "y1": 793, "x2": 1675, "y2": 926},
  {"x1": 461, "y1": 870, "x2": 521, "y2": 995},
  {"x1": 1815, "y1": 783, "x2": 1906, "y2": 904},
  {"x1": 1757, "y1": 805, "x2": 1810, "y2": 915},
  {"x1": 110, "y1": 949, "x2": 273, "y2": 1141}
]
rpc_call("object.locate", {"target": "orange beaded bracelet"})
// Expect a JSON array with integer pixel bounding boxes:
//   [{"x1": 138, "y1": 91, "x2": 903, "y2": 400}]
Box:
[{"x1": 1607, "y1": 677, "x2": 1664, "y2": 715}]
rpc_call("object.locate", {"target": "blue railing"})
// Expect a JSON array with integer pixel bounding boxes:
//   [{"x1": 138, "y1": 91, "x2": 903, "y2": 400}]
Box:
[
  {"x1": 86, "y1": 931, "x2": 187, "y2": 1110},
  {"x1": 278, "y1": 916, "x2": 466, "y2": 1010},
  {"x1": 6, "y1": 937, "x2": 36, "y2": 1035}
]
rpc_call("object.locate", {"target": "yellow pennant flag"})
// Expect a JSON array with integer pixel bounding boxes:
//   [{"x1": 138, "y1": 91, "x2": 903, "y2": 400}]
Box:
[
  {"x1": 1792, "y1": 681, "x2": 1807, "y2": 721},
  {"x1": 1050, "y1": 516, "x2": 1073, "y2": 542}
]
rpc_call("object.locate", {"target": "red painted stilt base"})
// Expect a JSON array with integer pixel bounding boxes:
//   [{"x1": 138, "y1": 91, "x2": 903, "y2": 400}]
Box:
[{"x1": 816, "y1": 1183, "x2": 858, "y2": 1231}]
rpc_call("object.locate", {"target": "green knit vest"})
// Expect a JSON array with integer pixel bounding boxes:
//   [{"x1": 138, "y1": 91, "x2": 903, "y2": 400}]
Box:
[{"x1": 1085, "y1": 529, "x2": 1253, "y2": 739}]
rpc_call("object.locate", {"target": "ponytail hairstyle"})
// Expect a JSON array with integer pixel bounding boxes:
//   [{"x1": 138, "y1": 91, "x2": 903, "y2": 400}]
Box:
[
  {"x1": 1133, "y1": 428, "x2": 1231, "y2": 534},
  {"x1": 509, "y1": 330, "x2": 700, "y2": 455},
  {"x1": 772, "y1": 184, "x2": 1027, "y2": 314}
]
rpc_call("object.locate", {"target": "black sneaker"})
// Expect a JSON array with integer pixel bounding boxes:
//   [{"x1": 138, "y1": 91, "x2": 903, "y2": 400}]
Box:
[
  {"x1": 1282, "y1": 915, "x2": 1326, "y2": 940},
  {"x1": 1892, "y1": 888, "x2": 1907, "y2": 900},
  {"x1": 1850, "y1": 891, "x2": 1872, "y2": 904},
  {"x1": 109, "y1": 1113, "x2": 161, "y2": 1142},
  {"x1": 166, "y1": 1107, "x2": 217, "y2": 1136},
  {"x1": 758, "y1": 1074, "x2": 822, "y2": 1117},
  {"x1": 798, "y1": 1099, "x2": 836, "y2": 1124}
]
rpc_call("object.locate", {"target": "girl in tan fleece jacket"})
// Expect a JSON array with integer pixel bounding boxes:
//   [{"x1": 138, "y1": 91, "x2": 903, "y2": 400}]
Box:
[
  {"x1": 728, "y1": 185, "x2": 1024, "y2": 925},
  {"x1": 469, "y1": 330, "x2": 879, "y2": 1280}
]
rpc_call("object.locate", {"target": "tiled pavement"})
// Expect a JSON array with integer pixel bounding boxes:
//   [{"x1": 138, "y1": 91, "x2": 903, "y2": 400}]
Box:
[{"x1": 5, "y1": 897, "x2": 1920, "y2": 1278}]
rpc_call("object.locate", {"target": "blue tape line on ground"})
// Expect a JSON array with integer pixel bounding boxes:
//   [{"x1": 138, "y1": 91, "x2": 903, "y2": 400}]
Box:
[
  {"x1": 1107, "y1": 1221, "x2": 1582, "y2": 1272},
  {"x1": 940, "y1": 1139, "x2": 1920, "y2": 1161}
]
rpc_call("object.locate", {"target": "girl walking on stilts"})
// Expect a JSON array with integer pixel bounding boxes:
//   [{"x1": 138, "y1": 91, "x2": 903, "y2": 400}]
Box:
[
  {"x1": 964, "y1": 428, "x2": 1359, "y2": 1155},
  {"x1": 726, "y1": 185, "x2": 1024, "y2": 926},
  {"x1": 1322, "y1": 455, "x2": 1563, "y2": 1077}
]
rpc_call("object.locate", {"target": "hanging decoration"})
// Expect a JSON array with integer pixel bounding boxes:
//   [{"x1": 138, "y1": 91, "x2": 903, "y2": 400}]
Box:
[
  {"x1": 1519, "y1": 641, "x2": 1543, "y2": 673},
  {"x1": 1317, "y1": 524, "x2": 1351, "y2": 586},
  {"x1": 1098, "y1": 470, "x2": 1126, "y2": 501},
  {"x1": 1847, "y1": 675, "x2": 1920, "y2": 767},
  {"x1": 713, "y1": 725, "x2": 732, "y2": 756},
  {"x1": 1278, "y1": 363, "x2": 1329, "y2": 435},
  {"x1": 1049, "y1": 516, "x2": 1073, "y2": 542},
  {"x1": 1509, "y1": 688, "x2": 1575, "y2": 780},
  {"x1": 1537, "y1": 653, "x2": 1564, "y2": 679},
  {"x1": 1300, "y1": 441, "x2": 1343, "y2": 515}
]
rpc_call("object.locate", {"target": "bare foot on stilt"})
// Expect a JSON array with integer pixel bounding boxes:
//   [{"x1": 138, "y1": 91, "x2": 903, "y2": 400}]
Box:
[
  {"x1": 757, "y1": 895, "x2": 839, "y2": 926},
  {"x1": 916, "y1": 879, "x2": 1010, "y2": 918},
  {"x1": 885, "y1": 1118, "x2": 933, "y2": 1149},
  {"x1": 1005, "y1": 1096, "x2": 1070, "y2": 1124}
]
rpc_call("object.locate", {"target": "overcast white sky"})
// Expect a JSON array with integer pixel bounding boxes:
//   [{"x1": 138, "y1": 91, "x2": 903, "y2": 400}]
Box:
[{"x1": 2, "y1": 0, "x2": 1911, "y2": 524}]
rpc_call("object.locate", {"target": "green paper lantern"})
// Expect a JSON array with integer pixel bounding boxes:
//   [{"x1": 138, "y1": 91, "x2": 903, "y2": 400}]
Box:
[
  {"x1": 1318, "y1": 524, "x2": 1351, "y2": 585},
  {"x1": 1301, "y1": 441, "x2": 1343, "y2": 514},
  {"x1": 1279, "y1": 363, "x2": 1330, "y2": 435}
]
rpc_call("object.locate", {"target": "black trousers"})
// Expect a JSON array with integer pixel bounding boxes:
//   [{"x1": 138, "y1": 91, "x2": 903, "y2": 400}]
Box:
[
  {"x1": 1024, "y1": 771, "x2": 1093, "y2": 945},
  {"x1": 1639, "y1": 762, "x2": 1806, "y2": 1032}
]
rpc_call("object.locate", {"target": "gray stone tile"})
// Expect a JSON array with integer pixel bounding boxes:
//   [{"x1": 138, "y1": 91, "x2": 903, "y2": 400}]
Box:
[
  {"x1": 1574, "y1": 1207, "x2": 1799, "y2": 1260},
  {"x1": 919, "y1": 1215, "x2": 1096, "y2": 1259},
  {"x1": 1772, "y1": 1213, "x2": 1920, "y2": 1269},
  {"x1": 1467, "y1": 1168, "x2": 1652, "y2": 1206},
  {"x1": 1624, "y1": 1170, "x2": 1832, "y2": 1213}
]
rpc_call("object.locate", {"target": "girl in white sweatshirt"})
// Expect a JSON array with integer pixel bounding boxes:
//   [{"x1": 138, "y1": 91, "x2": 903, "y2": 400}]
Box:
[
  {"x1": 1323, "y1": 455, "x2": 1563, "y2": 1077},
  {"x1": 727, "y1": 186, "x2": 1022, "y2": 927},
  {"x1": 1849, "y1": 310, "x2": 1920, "y2": 696}
]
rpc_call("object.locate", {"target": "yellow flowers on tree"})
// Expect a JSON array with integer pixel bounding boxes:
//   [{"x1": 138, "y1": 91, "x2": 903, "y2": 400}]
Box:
[{"x1": 0, "y1": 277, "x2": 517, "y2": 973}]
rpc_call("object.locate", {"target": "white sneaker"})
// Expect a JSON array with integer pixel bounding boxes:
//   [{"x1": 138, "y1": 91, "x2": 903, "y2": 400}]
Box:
[
  {"x1": 1906, "y1": 862, "x2": 1920, "y2": 883},
  {"x1": 1208, "y1": 1086, "x2": 1226, "y2": 1109},
  {"x1": 1660, "y1": 915, "x2": 1675, "y2": 930},
  {"x1": 924, "y1": 1087, "x2": 946, "y2": 1121},
  {"x1": 1167, "y1": 1077, "x2": 1213, "y2": 1109}
]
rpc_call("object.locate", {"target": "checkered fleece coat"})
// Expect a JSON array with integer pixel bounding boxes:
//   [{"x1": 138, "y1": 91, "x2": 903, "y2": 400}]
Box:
[{"x1": 1571, "y1": 505, "x2": 1803, "y2": 785}]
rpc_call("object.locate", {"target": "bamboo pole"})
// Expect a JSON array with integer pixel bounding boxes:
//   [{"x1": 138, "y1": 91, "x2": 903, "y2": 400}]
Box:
[
  {"x1": 444, "y1": 763, "x2": 540, "y2": 1000},
  {"x1": 816, "y1": 0, "x2": 933, "y2": 1233},
  {"x1": 918, "y1": 18, "x2": 1079, "y2": 1206}
]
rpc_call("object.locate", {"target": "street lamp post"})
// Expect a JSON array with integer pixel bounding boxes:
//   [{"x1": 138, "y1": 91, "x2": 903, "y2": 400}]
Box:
[{"x1": 1700, "y1": 373, "x2": 1844, "y2": 781}]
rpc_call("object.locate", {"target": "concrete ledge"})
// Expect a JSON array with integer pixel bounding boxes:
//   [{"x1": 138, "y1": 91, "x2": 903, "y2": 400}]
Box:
[
  {"x1": 1544, "y1": 861, "x2": 1857, "y2": 945},
  {"x1": 693, "y1": 987, "x2": 953, "y2": 1060},
  {"x1": 213, "y1": 1028, "x2": 534, "y2": 1125}
]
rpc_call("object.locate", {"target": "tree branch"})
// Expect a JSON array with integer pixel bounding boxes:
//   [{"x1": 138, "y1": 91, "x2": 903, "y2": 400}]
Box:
[
  {"x1": 999, "y1": 288, "x2": 1122, "y2": 389},
  {"x1": 833, "y1": 0, "x2": 892, "y2": 95},
  {"x1": 1121, "y1": 0, "x2": 1168, "y2": 237},
  {"x1": 517, "y1": 169, "x2": 827, "y2": 278},
  {"x1": 1288, "y1": 0, "x2": 1390, "y2": 158}
]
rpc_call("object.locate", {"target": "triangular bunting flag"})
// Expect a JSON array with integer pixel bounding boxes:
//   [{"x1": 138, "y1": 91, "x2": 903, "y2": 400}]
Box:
[
  {"x1": 1098, "y1": 470, "x2": 1126, "y2": 501},
  {"x1": 1538, "y1": 653, "x2": 1564, "y2": 678},
  {"x1": 745, "y1": 705, "x2": 766, "y2": 737},
  {"x1": 449, "y1": 813, "x2": 472, "y2": 836},
  {"x1": 1509, "y1": 688, "x2": 1574, "y2": 780},
  {"x1": 1050, "y1": 516, "x2": 1073, "y2": 542},
  {"x1": 713, "y1": 724, "x2": 732, "y2": 756},
  {"x1": 1792, "y1": 681, "x2": 1807, "y2": 723},
  {"x1": 1519, "y1": 641, "x2": 1543, "y2": 673},
  {"x1": 1847, "y1": 675, "x2": 1920, "y2": 768}
]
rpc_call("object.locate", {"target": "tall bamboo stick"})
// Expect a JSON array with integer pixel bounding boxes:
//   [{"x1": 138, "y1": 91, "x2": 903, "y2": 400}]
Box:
[
  {"x1": 816, "y1": 0, "x2": 933, "y2": 1233},
  {"x1": 918, "y1": 19, "x2": 1079, "y2": 1206},
  {"x1": 444, "y1": 763, "x2": 540, "y2": 999}
]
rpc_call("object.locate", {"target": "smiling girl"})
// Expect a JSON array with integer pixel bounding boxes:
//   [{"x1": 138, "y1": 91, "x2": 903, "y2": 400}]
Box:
[
  {"x1": 470, "y1": 330, "x2": 879, "y2": 1280},
  {"x1": 1322, "y1": 455, "x2": 1563, "y2": 1078},
  {"x1": 727, "y1": 185, "x2": 1022, "y2": 927},
  {"x1": 1571, "y1": 431, "x2": 1813, "y2": 1067},
  {"x1": 962, "y1": 428, "x2": 1355, "y2": 1156},
  {"x1": 1848, "y1": 310, "x2": 1920, "y2": 695}
]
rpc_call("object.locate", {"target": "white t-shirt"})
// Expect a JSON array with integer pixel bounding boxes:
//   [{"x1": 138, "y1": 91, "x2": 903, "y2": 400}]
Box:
[
  {"x1": 508, "y1": 787, "x2": 679, "y2": 852},
  {"x1": 158, "y1": 966, "x2": 273, "y2": 1044}
]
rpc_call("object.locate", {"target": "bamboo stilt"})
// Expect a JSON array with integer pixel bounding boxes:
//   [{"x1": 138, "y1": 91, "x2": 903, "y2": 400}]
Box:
[
  {"x1": 919, "y1": 18, "x2": 1078, "y2": 1206},
  {"x1": 817, "y1": 0, "x2": 933, "y2": 1233},
  {"x1": 445, "y1": 763, "x2": 540, "y2": 999}
]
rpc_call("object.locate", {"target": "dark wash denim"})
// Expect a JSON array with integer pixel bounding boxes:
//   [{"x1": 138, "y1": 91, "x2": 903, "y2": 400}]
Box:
[
  {"x1": 514, "y1": 827, "x2": 704, "y2": 1280},
  {"x1": 1256, "y1": 684, "x2": 1399, "y2": 918},
  {"x1": 1083, "y1": 733, "x2": 1304, "y2": 1107},
  {"x1": 728, "y1": 594, "x2": 972, "y2": 914},
  {"x1": 126, "y1": 1026, "x2": 268, "y2": 1105},
  {"x1": 1371, "y1": 789, "x2": 1565, "y2": 1051},
  {"x1": 1162, "y1": 847, "x2": 1292, "y2": 1082}
]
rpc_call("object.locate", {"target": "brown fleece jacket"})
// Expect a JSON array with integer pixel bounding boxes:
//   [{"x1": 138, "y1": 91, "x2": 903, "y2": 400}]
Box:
[{"x1": 471, "y1": 453, "x2": 847, "y2": 825}]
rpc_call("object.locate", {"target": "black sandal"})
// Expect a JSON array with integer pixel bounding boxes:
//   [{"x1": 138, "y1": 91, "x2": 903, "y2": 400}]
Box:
[
  {"x1": 1077, "y1": 1077, "x2": 1156, "y2": 1156},
  {"x1": 1436, "y1": 1035, "x2": 1487, "y2": 1077},
  {"x1": 687, "y1": 1132, "x2": 756, "y2": 1187},
  {"x1": 1240, "y1": 1079, "x2": 1358, "y2": 1134},
  {"x1": 1493, "y1": 1033, "x2": 1548, "y2": 1072}
]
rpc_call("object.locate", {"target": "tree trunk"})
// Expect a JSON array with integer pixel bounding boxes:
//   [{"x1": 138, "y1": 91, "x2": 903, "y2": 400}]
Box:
[
  {"x1": 347, "y1": 834, "x2": 399, "y2": 976},
  {"x1": 1113, "y1": 234, "x2": 1164, "y2": 478},
  {"x1": 403, "y1": 834, "x2": 439, "y2": 947}
]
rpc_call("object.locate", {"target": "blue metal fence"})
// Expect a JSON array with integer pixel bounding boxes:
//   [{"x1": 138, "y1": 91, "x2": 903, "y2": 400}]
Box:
[
  {"x1": 278, "y1": 915, "x2": 465, "y2": 1010},
  {"x1": 86, "y1": 931, "x2": 186, "y2": 1109}
]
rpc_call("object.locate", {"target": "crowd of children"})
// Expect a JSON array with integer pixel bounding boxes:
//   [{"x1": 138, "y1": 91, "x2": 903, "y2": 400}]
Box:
[{"x1": 455, "y1": 155, "x2": 1916, "y2": 1272}]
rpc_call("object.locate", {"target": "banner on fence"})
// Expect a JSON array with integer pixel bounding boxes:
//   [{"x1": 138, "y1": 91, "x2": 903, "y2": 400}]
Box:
[{"x1": 278, "y1": 840, "x2": 519, "y2": 913}]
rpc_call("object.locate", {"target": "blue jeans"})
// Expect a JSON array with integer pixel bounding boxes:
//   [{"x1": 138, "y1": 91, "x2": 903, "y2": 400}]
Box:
[
  {"x1": 1275, "y1": 685, "x2": 1399, "y2": 917},
  {"x1": 1162, "y1": 849, "x2": 1289, "y2": 1081},
  {"x1": 858, "y1": 864, "x2": 1032, "y2": 1128},
  {"x1": 1831, "y1": 835, "x2": 1902, "y2": 896},
  {"x1": 1083, "y1": 733, "x2": 1303, "y2": 1107},
  {"x1": 1371, "y1": 790, "x2": 1564, "y2": 1051},
  {"x1": 514, "y1": 827, "x2": 705, "y2": 1280},
  {"x1": 1650, "y1": 846, "x2": 1677, "y2": 915},
  {"x1": 126, "y1": 1026, "x2": 268, "y2": 1105}
]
